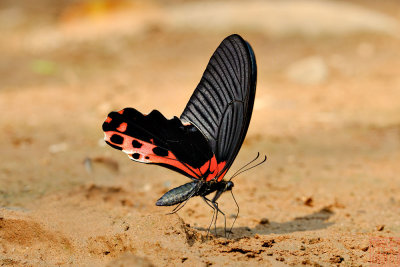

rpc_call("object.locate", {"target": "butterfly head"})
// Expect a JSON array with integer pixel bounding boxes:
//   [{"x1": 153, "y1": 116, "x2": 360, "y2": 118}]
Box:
[{"x1": 226, "y1": 181, "x2": 234, "y2": 191}]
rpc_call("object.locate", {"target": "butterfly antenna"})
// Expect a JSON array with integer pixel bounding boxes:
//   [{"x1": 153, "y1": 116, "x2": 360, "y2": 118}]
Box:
[
  {"x1": 228, "y1": 153, "x2": 267, "y2": 181},
  {"x1": 227, "y1": 190, "x2": 239, "y2": 238},
  {"x1": 227, "y1": 152, "x2": 260, "y2": 180}
]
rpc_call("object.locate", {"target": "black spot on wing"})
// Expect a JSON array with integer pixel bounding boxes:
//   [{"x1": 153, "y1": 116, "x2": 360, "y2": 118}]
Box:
[
  {"x1": 132, "y1": 153, "x2": 140, "y2": 159},
  {"x1": 132, "y1": 140, "x2": 142, "y2": 148},
  {"x1": 110, "y1": 134, "x2": 124, "y2": 145},
  {"x1": 153, "y1": 146, "x2": 169, "y2": 157}
]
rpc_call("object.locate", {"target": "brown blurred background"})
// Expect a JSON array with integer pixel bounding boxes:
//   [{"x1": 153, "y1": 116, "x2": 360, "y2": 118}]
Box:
[{"x1": 1, "y1": 0, "x2": 400, "y2": 266}]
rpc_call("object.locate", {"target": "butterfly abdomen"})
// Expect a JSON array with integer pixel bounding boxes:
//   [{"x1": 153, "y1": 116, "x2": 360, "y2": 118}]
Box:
[{"x1": 156, "y1": 182, "x2": 200, "y2": 206}]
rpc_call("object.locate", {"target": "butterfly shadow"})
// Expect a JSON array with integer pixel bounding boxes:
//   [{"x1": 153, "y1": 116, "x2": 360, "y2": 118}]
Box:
[{"x1": 196, "y1": 207, "x2": 335, "y2": 239}]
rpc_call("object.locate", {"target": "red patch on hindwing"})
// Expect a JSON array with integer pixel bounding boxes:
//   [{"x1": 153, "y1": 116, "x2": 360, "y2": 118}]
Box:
[
  {"x1": 103, "y1": 108, "x2": 228, "y2": 181},
  {"x1": 116, "y1": 122, "x2": 127, "y2": 132},
  {"x1": 105, "y1": 130, "x2": 198, "y2": 178},
  {"x1": 104, "y1": 130, "x2": 227, "y2": 181},
  {"x1": 199, "y1": 155, "x2": 227, "y2": 182}
]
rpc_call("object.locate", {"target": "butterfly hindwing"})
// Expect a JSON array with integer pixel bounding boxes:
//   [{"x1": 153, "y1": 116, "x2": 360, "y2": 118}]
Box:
[
  {"x1": 180, "y1": 34, "x2": 257, "y2": 181},
  {"x1": 103, "y1": 108, "x2": 214, "y2": 179}
]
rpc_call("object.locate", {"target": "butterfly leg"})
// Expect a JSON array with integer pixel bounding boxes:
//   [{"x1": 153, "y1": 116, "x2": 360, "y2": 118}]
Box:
[
  {"x1": 212, "y1": 201, "x2": 227, "y2": 237},
  {"x1": 203, "y1": 196, "x2": 227, "y2": 237},
  {"x1": 227, "y1": 190, "x2": 240, "y2": 238},
  {"x1": 202, "y1": 196, "x2": 217, "y2": 237},
  {"x1": 212, "y1": 202, "x2": 218, "y2": 235},
  {"x1": 168, "y1": 200, "x2": 186, "y2": 214}
]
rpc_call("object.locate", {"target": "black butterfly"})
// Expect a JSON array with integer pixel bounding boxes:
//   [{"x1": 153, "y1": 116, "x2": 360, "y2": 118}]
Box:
[{"x1": 103, "y1": 34, "x2": 265, "y2": 235}]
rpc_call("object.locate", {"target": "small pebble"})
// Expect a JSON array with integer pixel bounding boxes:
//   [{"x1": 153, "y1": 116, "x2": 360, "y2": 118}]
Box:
[
  {"x1": 304, "y1": 197, "x2": 313, "y2": 207},
  {"x1": 361, "y1": 246, "x2": 369, "y2": 252},
  {"x1": 329, "y1": 255, "x2": 344, "y2": 263},
  {"x1": 262, "y1": 239, "x2": 275, "y2": 248}
]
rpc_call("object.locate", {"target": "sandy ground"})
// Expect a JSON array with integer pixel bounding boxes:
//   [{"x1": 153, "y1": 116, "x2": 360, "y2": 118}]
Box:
[{"x1": 1, "y1": 0, "x2": 400, "y2": 266}]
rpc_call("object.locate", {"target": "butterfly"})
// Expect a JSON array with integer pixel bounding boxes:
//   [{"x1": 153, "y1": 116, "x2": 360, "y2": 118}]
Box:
[{"x1": 102, "y1": 34, "x2": 265, "y2": 236}]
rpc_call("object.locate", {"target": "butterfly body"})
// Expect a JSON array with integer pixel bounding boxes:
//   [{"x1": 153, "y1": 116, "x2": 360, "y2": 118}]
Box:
[
  {"x1": 156, "y1": 180, "x2": 234, "y2": 206},
  {"x1": 102, "y1": 34, "x2": 258, "y2": 234},
  {"x1": 156, "y1": 182, "x2": 200, "y2": 206}
]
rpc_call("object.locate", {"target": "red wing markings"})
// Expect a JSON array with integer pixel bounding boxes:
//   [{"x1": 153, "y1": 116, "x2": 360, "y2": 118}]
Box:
[
  {"x1": 198, "y1": 155, "x2": 227, "y2": 182},
  {"x1": 116, "y1": 122, "x2": 128, "y2": 132},
  {"x1": 104, "y1": 116, "x2": 112, "y2": 123},
  {"x1": 104, "y1": 129, "x2": 227, "y2": 182},
  {"x1": 215, "y1": 167, "x2": 228, "y2": 182}
]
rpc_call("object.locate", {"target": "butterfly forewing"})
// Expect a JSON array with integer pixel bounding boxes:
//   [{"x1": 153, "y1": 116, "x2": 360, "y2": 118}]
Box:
[{"x1": 180, "y1": 34, "x2": 257, "y2": 180}]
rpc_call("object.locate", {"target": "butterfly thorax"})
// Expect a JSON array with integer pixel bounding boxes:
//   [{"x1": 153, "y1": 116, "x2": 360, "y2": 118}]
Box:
[{"x1": 196, "y1": 180, "x2": 234, "y2": 197}]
